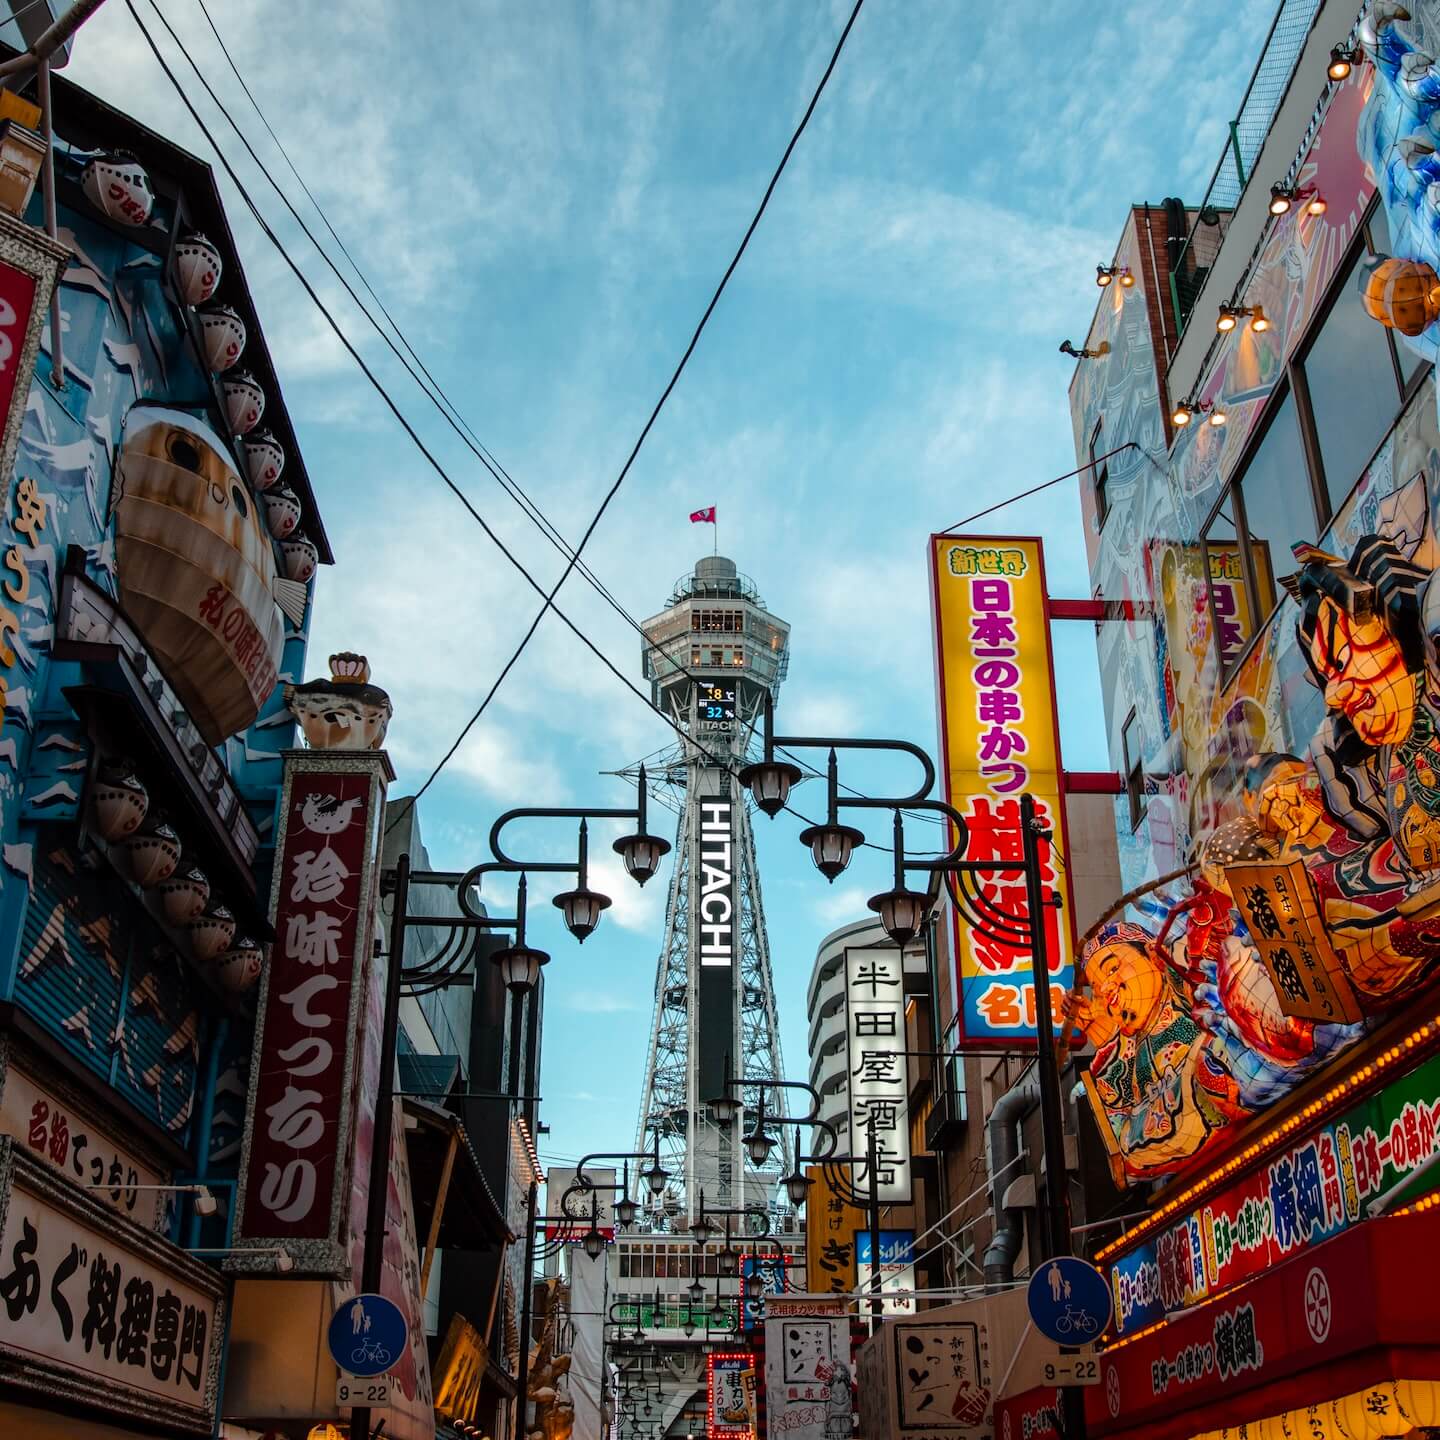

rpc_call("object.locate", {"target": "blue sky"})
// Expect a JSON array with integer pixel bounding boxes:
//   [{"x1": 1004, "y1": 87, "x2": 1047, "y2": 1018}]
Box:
[{"x1": 59, "y1": 0, "x2": 1282, "y2": 1174}]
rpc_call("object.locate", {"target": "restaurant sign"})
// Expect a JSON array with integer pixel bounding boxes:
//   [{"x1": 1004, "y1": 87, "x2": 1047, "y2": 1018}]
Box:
[
  {"x1": 804, "y1": 1162, "x2": 866, "y2": 1296},
  {"x1": 930, "y1": 535, "x2": 1073, "y2": 1047},
  {"x1": 1108, "y1": 1051, "x2": 1440, "y2": 1335},
  {"x1": 232, "y1": 754, "x2": 387, "y2": 1275},
  {"x1": 845, "y1": 945, "x2": 911, "y2": 1204},
  {"x1": 0, "y1": 1139, "x2": 225, "y2": 1434}
]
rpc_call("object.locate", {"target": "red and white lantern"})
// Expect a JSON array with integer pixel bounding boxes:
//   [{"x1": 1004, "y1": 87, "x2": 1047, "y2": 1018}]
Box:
[
  {"x1": 199, "y1": 303, "x2": 246, "y2": 373},
  {"x1": 222, "y1": 371, "x2": 265, "y2": 435},
  {"x1": 242, "y1": 429, "x2": 284, "y2": 490},
  {"x1": 81, "y1": 152, "x2": 154, "y2": 226},
  {"x1": 173, "y1": 230, "x2": 223, "y2": 306},
  {"x1": 261, "y1": 486, "x2": 302, "y2": 540}
]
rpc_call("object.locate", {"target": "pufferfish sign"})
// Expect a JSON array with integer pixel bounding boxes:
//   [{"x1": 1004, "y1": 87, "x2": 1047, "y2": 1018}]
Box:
[{"x1": 1065, "y1": 533, "x2": 1440, "y2": 1186}]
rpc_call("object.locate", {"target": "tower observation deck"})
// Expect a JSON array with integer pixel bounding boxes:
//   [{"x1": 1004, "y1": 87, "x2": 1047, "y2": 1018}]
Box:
[{"x1": 633, "y1": 555, "x2": 791, "y2": 1216}]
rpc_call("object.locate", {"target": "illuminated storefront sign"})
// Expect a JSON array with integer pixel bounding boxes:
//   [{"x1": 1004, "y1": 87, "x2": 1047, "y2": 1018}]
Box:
[
  {"x1": 0, "y1": 1140, "x2": 225, "y2": 1434},
  {"x1": 804, "y1": 1163, "x2": 865, "y2": 1295},
  {"x1": 232, "y1": 756, "x2": 386, "y2": 1276},
  {"x1": 1107, "y1": 1051, "x2": 1440, "y2": 1335},
  {"x1": 708, "y1": 1351, "x2": 751, "y2": 1438},
  {"x1": 855, "y1": 1230, "x2": 916, "y2": 1315},
  {"x1": 930, "y1": 535, "x2": 1073, "y2": 1046},
  {"x1": 844, "y1": 946, "x2": 911, "y2": 1204}
]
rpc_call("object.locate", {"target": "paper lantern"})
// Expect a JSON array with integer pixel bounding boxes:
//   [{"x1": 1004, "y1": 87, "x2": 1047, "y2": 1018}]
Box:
[
  {"x1": 199, "y1": 304, "x2": 246, "y2": 373},
  {"x1": 154, "y1": 865, "x2": 210, "y2": 928},
  {"x1": 242, "y1": 429, "x2": 284, "y2": 491},
  {"x1": 280, "y1": 534, "x2": 318, "y2": 584},
  {"x1": 173, "y1": 230, "x2": 222, "y2": 306},
  {"x1": 81, "y1": 151, "x2": 154, "y2": 226},
  {"x1": 120, "y1": 815, "x2": 180, "y2": 888},
  {"x1": 222, "y1": 371, "x2": 264, "y2": 435},
  {"x1": 189, "y1": 904, "x2": 236, "y2": 964},
  {"x1": 1359, "y1": 255, "x2": 1440, "y2": 336},
  {"x1": 215, "y1": 936, "x2": 263, "y2": 994},
  {"x1": 261, "y1": 486, "x2": 302, "y2": 539},
  {"x1": 90, "y1": 760, "x2": 148, "y2": 841}
]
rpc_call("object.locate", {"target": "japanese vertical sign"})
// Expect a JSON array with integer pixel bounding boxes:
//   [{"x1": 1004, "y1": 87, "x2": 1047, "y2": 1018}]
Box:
[
  {"x1": 708, "y1": 1351, "x2": 752, "y2": 1437},
  {"x1": 930, "y1": 535, "x2": 1074, "y2": 1047},
  {"x1": 804, "y1": 1163, "x2": 865, "y2": 1295},
  {"x1": 763, "y1": 1313, "x2": 852, "y2": 1440},
  {"x1": 0, "y1": 1140, "x2": 225, "y2": 1433},
  {"x1": 1227, "y1": 859, "x2": 1361, "y2": 1023},
  {"x1": 844, "y1": 946, "x2": 911, "y2": 1204},
  {"x1": 233, "y1": 755, "x2": 387, "y2": 1275}
]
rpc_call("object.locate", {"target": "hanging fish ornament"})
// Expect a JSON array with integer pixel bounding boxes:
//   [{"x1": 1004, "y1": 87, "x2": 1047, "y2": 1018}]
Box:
[
  {"x1": 173, "y1": 230, "x2": 223, "y2": 306},
  {"x1": 261, "y1": 485, "x2": 302, "y2": 540},
  {"x1": 188, "y1": 903, "x2": 236, "y2": 964},
  {"x1": 280, "y1": 534, "x2": 318, "y2": 584},
  {"x1": 154, "y1": 865, "x2": 211, "y2": 928},
  {"x1": 90, "y1": 758, "x2": 149, "y2": 842},
  {"x1": 120, "y1": 813, "x2": 181, "y2": 888},
  {"x1": 198, "y1": 303, "x2": 246, "y2": 373},
  {"x1": 80, "y1": 150, "x2": 154, "y2": 226},
  {"x1": 215, "y1": 936, "x2": 263, "y2": 994},
  {"x1": 222, "y1": 371, "x2": 265, "y2": 435},
  {"x1": 242, "y1": 429, "x2": 284, "y2": 491}
]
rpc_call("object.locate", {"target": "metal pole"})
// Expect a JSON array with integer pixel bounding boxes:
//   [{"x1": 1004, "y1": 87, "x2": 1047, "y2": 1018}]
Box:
[
  {"x1": 866, "y1": 1117, "x2": 882, "y2": 1332},
  {"x1": 508, "y1": 989, "x2": 526, "y2": 1099},
  {"x1": 35, "y1": 58, "x2": 62, "y2": 390},
  {"x1": 515, "y1": 1181, "x2": 538, "y2": 1440},
  {"x1": 1021, "y1": 796, "x2": 1085, "y2": 1440},
  {"x1": 352, "y1": 850, "x2": 411, "y2": 1440}
]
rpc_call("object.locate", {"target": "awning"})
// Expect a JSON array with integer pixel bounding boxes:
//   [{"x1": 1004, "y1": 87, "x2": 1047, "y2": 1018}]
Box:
[
  {"x1": 403, "y1": 1095, "x2": 513, "y2": 1282},
  {"x1": 1088, "y1": 1210, "x2": 1440, "y2": 1440},
  {"x1": 399, "y1": 1051, "x2": 461, "y2": 1100}
]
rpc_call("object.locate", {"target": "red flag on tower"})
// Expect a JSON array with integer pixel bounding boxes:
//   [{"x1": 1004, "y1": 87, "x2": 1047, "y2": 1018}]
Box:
[{"x1": 689, "y1": 506, "x2": 716, "y2": 524}]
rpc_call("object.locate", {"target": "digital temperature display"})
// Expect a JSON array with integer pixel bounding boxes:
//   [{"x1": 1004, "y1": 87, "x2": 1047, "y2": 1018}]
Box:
[{"x1": 701, "y1": 684, "x2": 736, "y2": 723}]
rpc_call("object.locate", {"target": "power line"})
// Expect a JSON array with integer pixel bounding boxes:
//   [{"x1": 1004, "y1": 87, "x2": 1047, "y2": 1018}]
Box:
[{"x1": 938, "y1": 442, "x2": 1139, "y2": 534}]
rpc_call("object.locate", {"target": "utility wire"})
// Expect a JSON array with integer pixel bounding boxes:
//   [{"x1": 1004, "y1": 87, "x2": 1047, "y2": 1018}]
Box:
[
  {"x1": 150, "y1": 0, "x2": 867, "y2": 830},
  {"x1": 938, "y1": 442, "x2": 1138, "y2": 534}
]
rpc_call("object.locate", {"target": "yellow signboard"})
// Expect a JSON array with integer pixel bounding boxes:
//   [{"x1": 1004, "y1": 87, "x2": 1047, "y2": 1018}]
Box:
[
  {"x1": 803, "y1": 1163, "x2": 867, "y2": 1295},
  {"x1": 930, "y1": 535, "x2": 1074, "y2": 1046}
]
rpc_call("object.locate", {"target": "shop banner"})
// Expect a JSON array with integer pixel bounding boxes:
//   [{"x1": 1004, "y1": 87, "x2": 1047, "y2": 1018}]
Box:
[
  {"x1": 855, "y1": 1230, "x2": 916, "y2": 1315},
  {"x1": 1108, "y1": 1050, "x2": 1440, "y2": 1335},
  {"x1": 708, "y1": 1351, "x2": 752, "y2": 1437},
  {"x1": 804, "y1": 1163, "x2": 865, "y2": 1296},
  {"x1": 0, "y1": 1139, "x2": 225, "y2": 1435},
  {"x1": 1090, "y1": 1209, "x2": 1440, "y2": 1438},
  {"x1": 233, "y1": 754, "x2": 386, "y2": 1274},
  {"x1": 995, "y1": 1387, "x2": 1062, "y2": 1440},
  {"x1": 929, "y1": 535, "x2": 1074, "y2": 1047},
  {"x1": 545, "y1": 1165, "x2": 616, "y2": 1240},
  {"x1": 764, "y1": 1312, "x2": 852, "y2": 1440},
  {"x1": 845, "y1": 946, "x2": 911, "y2": 1204},
  {"x1": 742, "y1": 1251, "x2": 793, "y2": 1330}
]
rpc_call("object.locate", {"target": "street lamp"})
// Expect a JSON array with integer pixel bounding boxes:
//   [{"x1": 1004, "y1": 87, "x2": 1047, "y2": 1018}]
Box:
[
  {"x1": 583, "y1": 1226, "x2": 606, "y2": 1260},
  {"x1": 690, "y1": 1192, "x2": 719, "y2": 1247},
  {"x1": 718, "y1": 1225, "x2": 740, "y2": 1276},
  {"x1": 552, "y1": 819, "x2": 613, "y2": 943},
  {"x1": 737, "y1": 699, "x2": 803, "y2": 816},
  {"x1": 782, "y1": 1129, "x2": 813, "y2": 1207},
  {"x1": 687, "y1": 1279, "x2": 705, "y2": 1305},
  {"x1": 615, "y1": 1193, "x2": 638, "y2": 1228},
  {"x1": 706, "y1": 1053, "x2": 743, "y2": 1126},
  {"x1": 867, "y1": 812, "x2": 930, "y2": 947},
  {"x1": 612, "y1": 763, "x2": 671, "y2": 885},
  {"x1": 742, "y1": 1092, "x2": 775, "y2": 1167}
]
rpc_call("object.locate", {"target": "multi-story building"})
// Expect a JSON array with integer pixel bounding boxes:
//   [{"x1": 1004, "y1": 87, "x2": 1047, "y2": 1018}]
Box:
[{"x1": 1042, "y1": 4, "x2": 1440, "y2": 1439}]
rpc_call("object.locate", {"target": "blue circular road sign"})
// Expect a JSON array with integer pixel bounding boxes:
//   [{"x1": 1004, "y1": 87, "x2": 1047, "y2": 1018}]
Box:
[
  {"x1": 328, "y1": 1293, "x2": 408, "y2": 1377},
  {"x1": 1026, "y1": 1257, "x2": 1113, "y2": 1346}
]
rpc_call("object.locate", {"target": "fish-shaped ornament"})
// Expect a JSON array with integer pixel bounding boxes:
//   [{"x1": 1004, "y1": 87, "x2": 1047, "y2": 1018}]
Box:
[
  {"x1": 198, "y1": 303, "x2": 246, "y2": 373},
  {"x1": 242, "y1": 429, "x2": 284, "y2": 491},
  {"x1": 222, "y1": 371, "x2": 264, "y2": 434},
  {"x1": 80, "y1": 151, "x2": 154, "y2": 226},
  {"x1": 113, "y1": 409, "x2": 309, "y2": 744},
  {"x1": 173, "y1": 230, "x2": 222, "y2": 306}
]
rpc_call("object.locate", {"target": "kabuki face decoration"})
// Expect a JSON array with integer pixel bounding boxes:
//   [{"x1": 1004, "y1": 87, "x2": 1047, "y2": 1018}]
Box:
[
  {"x1": 1306, "y1": 595, "x2": 1415, "y2": 745},
  {"x1": 1083, "y1": 929, "x2": 1166, "y2": 1040}
]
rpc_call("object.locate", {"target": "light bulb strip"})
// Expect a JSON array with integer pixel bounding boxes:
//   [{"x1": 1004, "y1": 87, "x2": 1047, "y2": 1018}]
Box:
[{"x1": 1096, "y1": 1013, "x2": 1440, "y2": 1265}]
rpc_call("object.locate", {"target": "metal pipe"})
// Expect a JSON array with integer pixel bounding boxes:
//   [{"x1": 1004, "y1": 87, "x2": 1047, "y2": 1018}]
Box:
[
  {"x1": 981, "y1": 1068, "x2": 1040, "y2": 1287},
  {"x1": 0, "y1": 0, "x2": 110, "y2": 74},
  {"x1": 36, "y1": 57, "x2": 62, "y2": 390},
  {"x1": 185, "y1": 1016, "x2": 228, "y2": 1249},
  {"x1": 351, "y1": 850, "x2": 411, "y2": 1440},
  {"x1": 514, "y1": 1181, "x2": 538, "y2": 1440}
]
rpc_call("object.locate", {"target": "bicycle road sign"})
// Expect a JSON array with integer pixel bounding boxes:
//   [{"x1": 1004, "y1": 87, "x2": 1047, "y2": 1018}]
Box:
[
  {"x1": 328, "y1": 1292, "x2": 408, "y2": 1378},
  {"x1": 1026, "y1": 1258, "x2": 1113, "y2": 1347}
]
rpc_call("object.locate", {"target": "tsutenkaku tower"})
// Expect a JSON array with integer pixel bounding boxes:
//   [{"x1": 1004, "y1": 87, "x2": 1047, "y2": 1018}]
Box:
[{"x1": 633, "y1": 556, "x2": 792, "y2": 1214}]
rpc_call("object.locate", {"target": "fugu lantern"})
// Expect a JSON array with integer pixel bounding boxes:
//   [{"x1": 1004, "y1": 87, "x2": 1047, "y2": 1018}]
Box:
[
  {"x1": 286, "y1": 652, "x2": 394, "y2": 751},
  {"x1": 280, "y1": 534, "x2": 318, "y2": 584},
  {"x1": 173, "y1": 230, "x2": 222, "y2": 306},
  {"x1": 1359, "y1": 255, "x2": 1440, "y2": 336},
  {"x1": 215, "y1": 936, "x2": 263, "y2": 994},
  {"x1": 154, "y1": 865, "x2": 210, "y2": 929},
  {"x1": 221, "y1": 372, "x2": 264, "y2": 436},
  {"x1": 80, "y1": 151, "x2": 154, "y2": 226},
  {"x1": 188, "y1": 903, "x2": 236, "y2": 964},
  {"x1": 120, "y1": 814, "x2": 181, "y2": 888},
  {"x1": 199, "y1": 303, "x2": 246, "y2": 373},
  {"x1": 89, "y1": 758, "x2": 148, "y2": 842},
  {"x1": 242, "y1": 429, "x2": 284, "y2": 491},
  {"x1": 261, "y1": 485, "x2": 302, "y2": 540}
]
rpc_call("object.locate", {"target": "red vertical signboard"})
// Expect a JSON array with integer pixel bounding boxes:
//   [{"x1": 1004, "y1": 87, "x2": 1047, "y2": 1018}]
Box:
[
  {"x1": 232, "y1": 757, "x2": 387, "y2": 1275},
  {"x1": 0, "y1": 258, "x2": 37, "y2": 426}
]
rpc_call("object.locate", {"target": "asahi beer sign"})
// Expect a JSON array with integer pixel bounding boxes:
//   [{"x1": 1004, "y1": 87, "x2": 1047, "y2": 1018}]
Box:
[
  {"x1": 699, "y1": 799, "x2": 733, "y2": 967},
  {"x1": 233, "y1": 756, "x2": 386, "y2": 1275}
]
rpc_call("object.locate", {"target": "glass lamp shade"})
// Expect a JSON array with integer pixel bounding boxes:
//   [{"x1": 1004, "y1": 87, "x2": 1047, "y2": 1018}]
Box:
[
  {"x1": 707, "y1": 1091, "x2": 742, "y2": 1126},
  {"x1": 745, "y1": 1271, "x2": 765, "y2": 1300},
  {"x1": 784, "y1": 1168, "x2": 813, "y2": 1207},
  {"x1": 643, "y1": 1163, "x2": 668, "y2": 1196},
  {"x1": 867, "y1": 885, "x2": 930, "y2": 948},
  {"x1": 708, "y1": 1302, "x2": 726, "y2": 1327},
  {"x1": 583, "y1": 1228, "x2": 606, "y2": 1260},
  {"x1": 737, "y1": 759, "x2": 804, "y2": 817},
  {"x1": 553, "y1": 885, "x2": 612, "y2": 943},
  {"x1": 491, "y1": 942, "x2": 550, "y2": 994},
  {"x1": 688, "y1": 1280, "x2": 705, "y2": 1304},
  {"x1": 798, "y1": 822, "x2": 864, "y2": 882},
  {"x1": 718, "y1": 1246, "x2": 739, "y2": 1277},
  {"x1": 615, "y1": 1196, "x2": 638, "y2": 1228},
  {"x1": 683, "y1": 1315, "x2": 696, "y2": 1337},
  {"x1": 744, "y1": 1127, "x2": 775, "y2": 1167},
  {"x1": 690, "y1": 1215, "x2": 717, "y2": 1246},
  {"x1": 613, "y1": 831, "x2": 671, "y2": 886}
]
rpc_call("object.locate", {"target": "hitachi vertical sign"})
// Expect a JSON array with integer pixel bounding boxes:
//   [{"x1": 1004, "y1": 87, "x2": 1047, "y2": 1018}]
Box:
[{"x1": 697, "y1": 795, "x2": 735, "y2": 1102}]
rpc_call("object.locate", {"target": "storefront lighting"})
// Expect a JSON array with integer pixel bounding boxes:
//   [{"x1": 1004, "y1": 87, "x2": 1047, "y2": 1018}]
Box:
[
  {"x1": 1208, "y1": 406, "x2": 1228, "y2": 427},
  {"x1": 1306, "y1": 193, "x2": 1328, "y2": 215},
  {"x1": 1269, "y1": 183, "x2": 1296, "y2": 215},
  {"x1": 1216, "y1": 304, "x2": 1240, "y2": 332},
  {"x1": 1250, "y1": 304, "x2": 1270, "y2": 332},
  {"x1": 86, "y1": 1181, "x2": 218, "y2": 1216},
  {"x1": 1096, "y1": 263, "x2": 1131, "y2": 288},
  {"x1": 1172, "y1": 399, "x2": 1194, "y2": 426},
  {"x1": 1329, "y1": 42, "x2": 1362, "y2": 81}
]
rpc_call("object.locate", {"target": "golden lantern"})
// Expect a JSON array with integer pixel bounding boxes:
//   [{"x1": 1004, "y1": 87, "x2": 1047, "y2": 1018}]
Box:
[{"x1": 1359, "y1": 256, "x2": 1440, "y2": 337}]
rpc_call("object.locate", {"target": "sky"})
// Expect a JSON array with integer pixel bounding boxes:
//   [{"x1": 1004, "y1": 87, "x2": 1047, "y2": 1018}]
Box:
[{"x1": 52, "y1": 0, "x2": 1282, "y2": 1175}]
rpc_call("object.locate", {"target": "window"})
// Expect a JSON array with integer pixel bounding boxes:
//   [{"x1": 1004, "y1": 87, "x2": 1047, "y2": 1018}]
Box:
[
  {"x1": 1090, "y1": 418, "x2": 1109, "y2": 528},
  {"x1": 710, "y1": 649, "x2": 723, "y2": 666},
  {"x1": 1121, "y1": 709, "x2": 1144, "y2": 831}
]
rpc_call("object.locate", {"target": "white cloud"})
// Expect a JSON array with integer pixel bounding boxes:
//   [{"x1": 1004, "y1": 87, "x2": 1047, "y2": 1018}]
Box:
[{"x1": 811, "y1": 884, "x2": 870, "y2": 929}]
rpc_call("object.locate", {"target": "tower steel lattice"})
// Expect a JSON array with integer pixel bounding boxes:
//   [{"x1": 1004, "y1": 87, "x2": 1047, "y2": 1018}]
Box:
[{"x1": 631, "y1": 556, "x2": 792, "y2": 1217}]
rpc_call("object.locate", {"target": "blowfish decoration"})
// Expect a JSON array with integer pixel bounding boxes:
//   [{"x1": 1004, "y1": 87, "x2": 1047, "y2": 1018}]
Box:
[
  {"x1": 198, "y1": 303, "x2": 246, "y2": 373},
  {"x1": 80, "y1": 150, "x2": 154, "y2": 226},
  {"x1": 222, "y1": 371, "x2": 265, "y2": 435},
  {"x1": 173, "y1": 230, "x2": 223, "y2": 306},
  {"x1": 242, "y1": 429, "x2": 284, "y2": 491}
]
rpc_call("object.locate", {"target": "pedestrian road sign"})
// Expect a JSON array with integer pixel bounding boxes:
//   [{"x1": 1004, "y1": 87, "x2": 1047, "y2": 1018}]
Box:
[
  {"x1": 327, "y1": 1293, "x2": 407, "y2": 1378},
  {"x1": 1026, "y1": 1257, "x2": 1113, "y2": 1346}
]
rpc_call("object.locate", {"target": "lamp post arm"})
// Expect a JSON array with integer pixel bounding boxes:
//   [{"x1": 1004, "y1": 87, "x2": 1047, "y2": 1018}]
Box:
[
  {"x1": 772, "y1": 733, "x2": 937, "y2": 809},
  {"x1": 489, "y1": 806, "x2": 641, "y2": 868}
]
